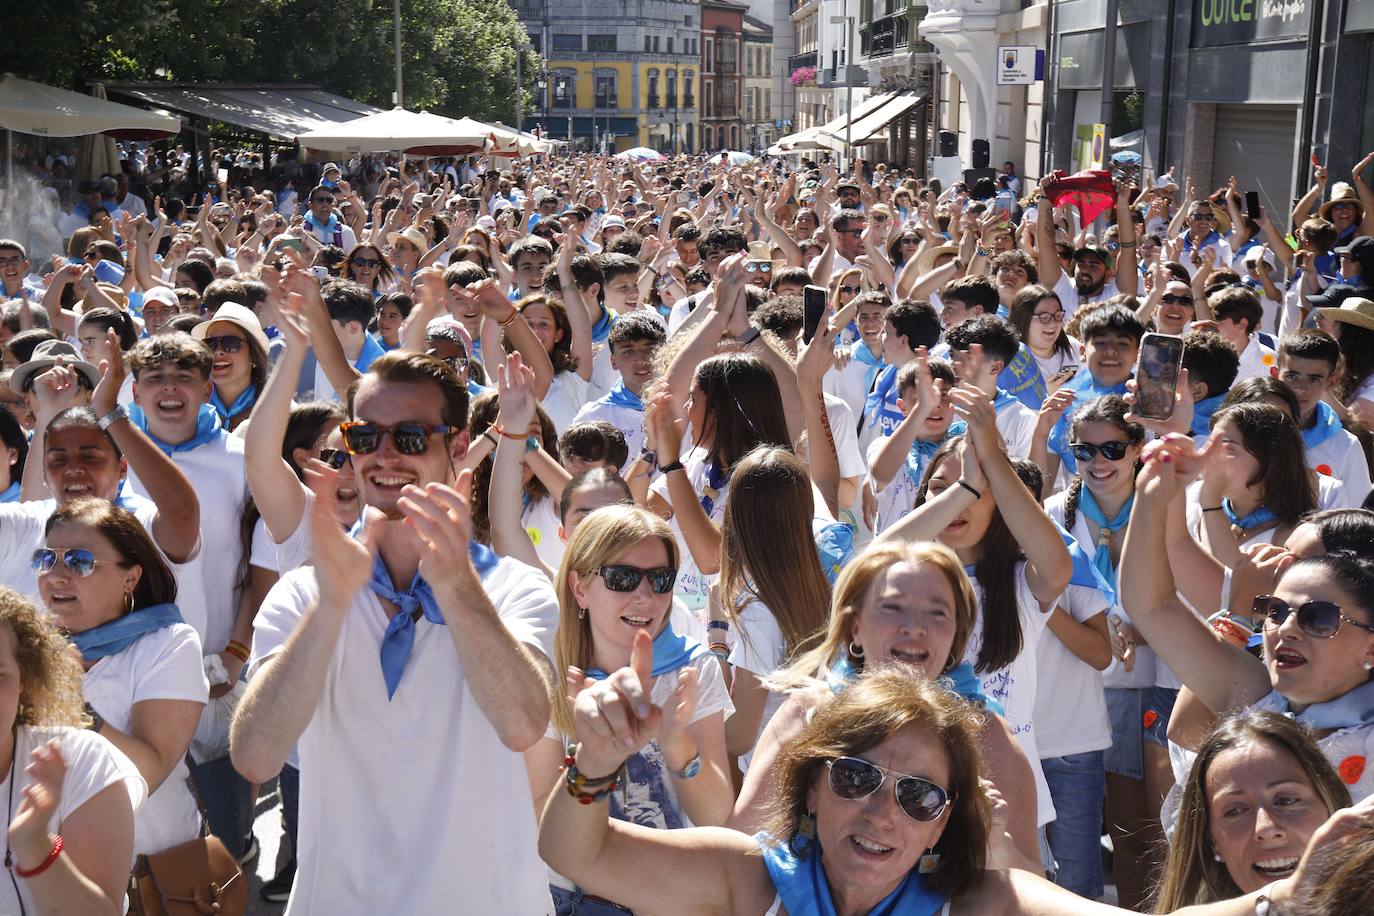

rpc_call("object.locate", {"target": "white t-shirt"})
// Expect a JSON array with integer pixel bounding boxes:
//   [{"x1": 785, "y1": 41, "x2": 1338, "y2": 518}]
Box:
[
  {"x1": 1052, "y1": 270, "x2": 1119, "y2": 320},
  {"x1": 542, "y1": 370, "x2": 591, "y2": 436},
  {"x1": 649, "y1": 447, "x2": 728, "y2": 609},
  {"x1": 1306, "y1": 425, "x2": 1372, "y2": 505},
  {"x1": 587, "y1": 339, "x2": 619, "y2": 403},
  {"x1": 571, "y1": 397, "x2": 645, "y2": 470},
  {"x1": 521, "y1": 494, "x2": 564, "y2": 573},
  {"x1": 129, "y1": 432, "x2": 247, "y2": 656},
  {"x1": 964, "y1": 561, "x2": 1055, "y2": 826},
  {"x1": 1033, "y1": 582, "x2": 1112, "y2": 759},
  {"x1": 824, "y1": 393, "x2": 867, "y2": 480},
  {"x1": 824, "y1": 342, "x2": 885, "y2": 426},
  {"x1": 1233, "y1": 334, "x2": 1277, "y2": 383},
  {"x1": 995, "y1": 397, "x2": 1038, "y2": 459},
  {"x1": 728, "y1": 599, "x2": 788, "y2": 771},
  {"x1": 83, "y1": 623, "x2": 208, "y2": 855},
  {"x1": 0, "y1": 727, "x2": 145, "y2": 915},
  {"x1": 864, "y1": 434, "x2": 923, "y2": 536},
  {"x1": 252, "y1": 558, "x2": 559, "y2": 916},
  {"x1": 1030, "y1": 339, "x2": 1082, "y2": 388}
]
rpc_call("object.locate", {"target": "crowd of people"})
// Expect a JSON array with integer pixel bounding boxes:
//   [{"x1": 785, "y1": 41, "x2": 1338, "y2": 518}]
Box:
[{"x1": 0, "y1": 138, "x2": 1369, "y2": 916}]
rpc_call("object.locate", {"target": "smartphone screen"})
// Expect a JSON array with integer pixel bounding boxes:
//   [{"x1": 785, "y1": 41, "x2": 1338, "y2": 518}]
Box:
[
  {"x1": 803, "y1": 284, "x2": 828, "y2": 344},
  {"x1": 1245, "y1": 191, "x2": 1261, "y2": 221},
  {"x1": 1135, "y1": 333, "x2": 1185, "y2": 420},
  {"x1": 278, "y1": 237, "x2": 305, "y2": 253}
]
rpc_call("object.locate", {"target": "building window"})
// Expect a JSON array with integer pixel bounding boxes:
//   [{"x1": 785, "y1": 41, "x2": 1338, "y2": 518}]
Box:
[
  {"x1": 684, "y1": 13, "x2": 693, "y2": 25},
  {"x1": 667, "y1": 37, "x2": 674, "y2": 53},
  {"x1": 588, "y1": 34, "x2": 616, "y2": 52},
  {"x1": 705, "y1": 40, "x2": 713, "y2": 72},
  {"x1": 683, "y1": 71, "x2": 695, "y2": 108},
  {"x1": 653, "y1": 36, "x2": 660, "y2": 52},
  {"x1": 645, "y1": 35, "x2": 652, "y2": 52},
  {"x1": 765, "y1": 88, "x2": 771, "y2": 118},
  {"x1": 595, "y1": 71, "x2": 617, "y2": 108},
  {"x1": 529, "y1": 34, "x2": 542, "y2": 53},
  {"x1": 648, "y1": 69, "x2": 660, "y2": 109},
  {"x1": 666, "y1": 70, "x2": 678, "y2": 108},
  {"x1": 551, "y1": 70, "x2": 575, "y2": 109},
  {"x1": 704, "y1": 126, "x2": 713, "y2": 150},
  {"x1": 704, "y1": 87, "x2": 713, "y2": 117},
  {"x1": 552, "y1": 34, "x2": 582, "y2": 52}
]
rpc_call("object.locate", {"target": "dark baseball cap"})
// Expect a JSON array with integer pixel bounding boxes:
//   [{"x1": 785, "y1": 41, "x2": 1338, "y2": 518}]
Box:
[
  {"x1": 1073, "y1": 245, "x2": 1113, "y2": 268},
  {"x1": 1305, "y1": 282, "x2": 1366, "y2": 310},
  {"x1": 1334, "y1": 235, "x2": 1374, "y2": 269}
]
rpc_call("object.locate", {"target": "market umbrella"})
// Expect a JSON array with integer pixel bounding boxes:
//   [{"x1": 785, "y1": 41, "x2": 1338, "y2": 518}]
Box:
[
  {"x1": 718, "y1": 150, "x2": 755, "y2": 165},
  {"x1": 78, "y1": 83, "x2": 121, "y2": 182},
  {"x1": 614, "y1": 147, "x2": 665, "y2": 162},
  {"x1": 296, "y1": 107, "x2": 495, "y2": 156}
]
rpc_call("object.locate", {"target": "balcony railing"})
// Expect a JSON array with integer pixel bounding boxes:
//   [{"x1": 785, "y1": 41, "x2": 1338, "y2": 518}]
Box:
[
  {"x1": 788, "y1": 50, "x2": 818, "y2": 71},
  {"x1": 648, "y1": 94, "x2": 660, "y2": 108}
]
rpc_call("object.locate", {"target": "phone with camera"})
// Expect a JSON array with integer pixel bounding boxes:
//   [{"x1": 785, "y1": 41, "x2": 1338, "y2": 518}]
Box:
[
  {"x1": 1134, "y1": 333, "x2": 1185, "y2": 421},
  {"x1": 803, "y1": 285, "x2": 828, "y2": 344},
  {"x1": 1245, "y1": 191, "x2": 1261, "y2": 222}
]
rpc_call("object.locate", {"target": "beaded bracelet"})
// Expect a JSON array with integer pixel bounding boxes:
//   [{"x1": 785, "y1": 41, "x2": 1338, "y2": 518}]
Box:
[
  {"x1": 562, "y1": 746, "x2": 626, "y2": 805},
  {"x1": 15, "y1": 835, "x2": 63, "y2": 878}
]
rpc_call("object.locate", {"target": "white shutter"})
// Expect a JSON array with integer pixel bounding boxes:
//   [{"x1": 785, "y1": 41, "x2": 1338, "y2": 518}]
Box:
[{"x1": 1209, "y1": 105, "x2": 1299, "y2": 221}]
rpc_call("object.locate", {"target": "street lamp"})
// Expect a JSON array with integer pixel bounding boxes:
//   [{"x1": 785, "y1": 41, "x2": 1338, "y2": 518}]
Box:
[
  {"x1": 515, "y1": 38, "x2": 532, "y2": 136},
  {"x1": 829, "y1": 5, "x2": 855, "y2": 163}
]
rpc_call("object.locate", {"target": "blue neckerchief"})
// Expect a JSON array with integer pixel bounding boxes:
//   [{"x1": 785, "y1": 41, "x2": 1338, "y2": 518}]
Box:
[
  {"x1": 0, "y1": 481, "x2": 19, "y2": 503},
  {"x1": 1075, "y1": 488, "x2": 1132, "y2": 594},
  {"x1": 757, "y1": 833, "x2": 946, "y2": 916},
  {"x1": 998, "y1": 344, "x2": 1049, "y2": 410},
  {"x1": 209, "y1": 384, "x2": 257, "y2": 426},
  {"x1": 129, "y1": 404, "x2": 226, "y2": 456},
  {"x1": 1302, "y1": 401, "x2": 1341, "y2": 450},
  {"x1": 590, "y1": 305, "x2": 618, "y2": 345},
  {"x1": 992, "y1": 388, "x2": 1019, "y2": 412},
  {"x1": 367, "y1": 539, "x2": 501, "y2": 699},
  {"x1": 824, "y1": 652, "x2": 1003, "y2": 715},
  {"x1": 1190, "y1": 392, "x2": 1227, "y2": 439},
  {"x1": 603, "y1": 379, "x2": 644, "y2": 411},
  {"x1": 586, "y1": 620, "x2": 706, "y2": 679},
  {"x1": 70, "y1": 603, "x2": 183, "y2": 663},
  {"x1": 850, "y1": 340, "x2": 886, "y2": 398},
  {"x1": 862, "y1": 364, "x2": 903, "y2": 437},
  {"x1": 1181, "y1": 229, "x2": 1222, "y2": 253},
  {"x1": 355, "y1": 333, "x2": 386, "y2": 372},
  {"x1": 1049, "y1": 374, "x2": 1130, "y2": 473},
  {"x1": 903, "y1": 421, "x2": 967, "y2": 488},
  {"x1": 812, "y1": 518, "x2": 853, "y2": 586},
  {"x1": 467, "y1": 378, "x2": 489, "y2": 398},
  {"x1": 378, "y1": 337, "x2": 399, "y2": 352},
  {"x1": 303, "y1": 211, "x2": 339, "y2": 237},
  {"x1": 1054, "y1": 519, "x2": 1119, "y2": 605},
  {"x1": 701, "y1": 460, "x2": 729, "y2": 516},
  {"x1": 1265, "y1": 679, "x2": 1374, "y2": 731},
  {"x1": 1223, "y1": 499, "x2": 1277, "y2": 532}
]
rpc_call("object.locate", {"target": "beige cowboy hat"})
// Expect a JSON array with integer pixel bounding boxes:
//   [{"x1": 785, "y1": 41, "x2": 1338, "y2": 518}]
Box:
[
  {"x1": 915, "y1": 243, "x2": 960, "y2": 276},
  {"x1": 193, "y1": 302, "x2": 272, "y2": 356},
  {"x1": 1316, "y1": 296, "x2": 1374, "y2": 333},
  {"x1": 386, "y1": 225, "x2": 430, "y2": 254},
  {"x1": 10, "y1": 340, "x2": 101, "y2": 394},
  {"x1": 1319, "y1": 182, "x2": 1364, "y2": 221}
]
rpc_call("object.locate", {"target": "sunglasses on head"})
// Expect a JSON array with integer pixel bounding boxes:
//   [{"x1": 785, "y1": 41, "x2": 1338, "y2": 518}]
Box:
[
  {"x1": 319, "y1": 447, "x2": 349, "y2": 470},
  {"x1": 826, "y1": 756, "x2": 952, "y2": 822},
  {"x1": 204, "y1": 335, "x2": 244, "y2": 354},
  {"x1": 1069, "y1": 440, "x2": 1131, "y2": 462},
  {"x1": 1255, "y1": 595, "x2": 1374, "y2": 639},
  {"x1": 595, "y1": 564, "x2": 677, "y2": 594},
  {"x1": 31, "y1": 547, "x2": 107, "y2": 577},
  {"x1": 1161, "y1": 293, "x2": 1194, "y2": 306},
  {"x1": 338, "y1": 421, "x2": 453, "y2": 456},
  {"x1": 352, "y1": 257, "x2": 382, "y2": 269}
]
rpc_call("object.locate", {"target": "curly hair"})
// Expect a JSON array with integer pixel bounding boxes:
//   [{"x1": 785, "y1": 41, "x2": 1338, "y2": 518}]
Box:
[{"x1": 0, "y1": 589, "x2": 89, "y2": 727}]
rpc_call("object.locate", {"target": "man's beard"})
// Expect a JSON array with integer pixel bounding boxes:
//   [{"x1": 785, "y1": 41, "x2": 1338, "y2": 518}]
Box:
[{"x1": 1076, "y1": 274, "x2": 1106, "y2": 297}]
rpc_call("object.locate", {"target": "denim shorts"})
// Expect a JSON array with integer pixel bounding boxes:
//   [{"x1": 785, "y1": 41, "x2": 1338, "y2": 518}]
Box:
[
  {"x1": 1104, "y1": 687, "x2": 1144, "y2": 779},
  {"x1": 1041, "y1": 751, "x2": 1106, "y2": 899},
  {"x1": 1143, "y1": 686, "x2": 1179, "y2": 747},
  {"x1": 551, "y1": 885, "x2": 634, "y2": 916}
]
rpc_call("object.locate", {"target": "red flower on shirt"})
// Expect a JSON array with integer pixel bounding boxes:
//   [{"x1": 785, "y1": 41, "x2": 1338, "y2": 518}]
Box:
[
  {"x1": 1339, "y1": 755, "x2": 1365, "y2": 785},
  {"x1": 1316, "y1": 464, "x2": 1333, "y2": 476}
]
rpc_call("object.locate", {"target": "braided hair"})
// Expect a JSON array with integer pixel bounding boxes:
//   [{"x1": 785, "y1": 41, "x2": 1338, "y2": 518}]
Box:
[{"x1": 1063, "y1": 395, "x2": 1146, "y2": 531}]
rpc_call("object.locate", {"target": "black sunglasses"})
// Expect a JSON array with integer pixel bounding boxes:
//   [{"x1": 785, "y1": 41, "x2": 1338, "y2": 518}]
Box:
[
  {"x1": 339, "y1": 421, "x2": 453, "y2": 456},
  {"x1": 319, "y1": 448, "x2": 350, "y2": 470},
  {"x1": 1190, "y1": 213, "x2": 1215, "y2": 222},
  {"x1": 1069, "y1": 440, "x2": 1131, "y2": 462},
  {"x1": 826, "y1": 756, "x2": 952, "y2": 822},
  {"x1": 596, "y1": 564, "x2": 677, "y2": 595},
  {"x1": 1032, "y1": 310, "x2": 1066, "y2": 324},
  {"x1": 204, "y1": 335, "x2": 244, "y2": 354},
  {"x1": 352, "y1": 257, "x2": 382, "y2": 269},
  {"x1": 1255, "y1": 595, "x2": 1374, "y2": 639},
  {"x1": 839, "y1": 285, "x2": 863, "y2": 295},
  {"x1": 312, "y1": 196, "x2": 335, "y2": 205},
  {"x1": 1161, "y1": 293, "x2": 1194, "y2": 306},
  {"x1": 745, "y1": 261, "x2": 772, "y2": 274},
  {"x1": 31, "y1": 547, "x2": 106, "y2": 577}
]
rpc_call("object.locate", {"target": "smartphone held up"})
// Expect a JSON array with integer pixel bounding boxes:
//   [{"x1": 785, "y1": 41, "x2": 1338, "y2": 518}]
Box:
[{"x1": 1134, "y1": 333, "x2": 1185, "y2": 420}]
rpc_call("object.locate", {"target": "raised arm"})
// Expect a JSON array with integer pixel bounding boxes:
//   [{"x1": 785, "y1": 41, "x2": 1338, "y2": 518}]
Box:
[
  {"x1": 796, "y1": 315, "x2": 843, "y2": 517},
  {"x1": 1035, "y1": 178, "x2": 1063, "y2": 285},
  {"x1": 244, "y1": 306, "x2": 312, "y2": 542},
  {"x1": 1114, "y1": 180, "x2": 1138, "y2": 297},
  {"x1": 1353, "y1": 151, "x2": 1374, "y2": 237},
  {"x1": 555, "y1": 232, "x2": 595, "y2": 381},
  {"x1": 489, "y1": 353, "x2": 556, "y2": 577}
]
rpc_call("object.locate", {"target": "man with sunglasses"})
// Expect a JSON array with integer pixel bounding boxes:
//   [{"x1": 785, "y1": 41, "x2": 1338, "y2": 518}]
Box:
[
  {"x1": 124, "y1": 332, "x2": 257, "y2": 859},
  {"x1": 301, "y1": 185, "x2": 356, "y2": 251},
  {"x1": 234, "y1": 350, "x2": 558, "y2": 914},
  {"x1": 1179, "y1": 200, "x2": 1232, "y2": 278}
]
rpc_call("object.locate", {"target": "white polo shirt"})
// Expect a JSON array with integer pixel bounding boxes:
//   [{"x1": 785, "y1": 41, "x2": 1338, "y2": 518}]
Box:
[{"x1": 252, "y1": 557, "x2": 559, "y2": 916}]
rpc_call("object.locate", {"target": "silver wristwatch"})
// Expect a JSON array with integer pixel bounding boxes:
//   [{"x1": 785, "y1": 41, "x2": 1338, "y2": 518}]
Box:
[{"x1": 96, "y1": 405, "x2": 128, "y2": 431}]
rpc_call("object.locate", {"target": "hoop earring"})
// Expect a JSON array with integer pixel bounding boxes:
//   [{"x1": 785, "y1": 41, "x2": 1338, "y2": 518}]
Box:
[
  {"x1": 848, "y1": 640, "x2": 864, "y2": 659},
  {"x1": 123, "y1": 592, "x2": 134, "y2": 615}
]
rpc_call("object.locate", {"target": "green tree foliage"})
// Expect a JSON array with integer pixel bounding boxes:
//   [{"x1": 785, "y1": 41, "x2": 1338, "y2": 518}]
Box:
[{"x1": 9, "y1": 0, "x2": 541, "y2": 122}]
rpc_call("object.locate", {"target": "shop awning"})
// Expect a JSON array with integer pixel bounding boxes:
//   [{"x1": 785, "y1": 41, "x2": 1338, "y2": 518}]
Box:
[
  {"x1": 818, "y1": 92, "x2": 923, "y2": 145},
  {"x1": 297, "y1": 108, "x2": 500, "y2": 155},
  {"x1": 0, "y1": 74, "x2": 180, "y2": 139},
  {"x1": 767, "y1": 125, "x2": 846, "y2": 155},
  {"x1": 813, "y1": 92, "x2": 902, "y2": 141},
  {"x1": 104, "y1": 83, "x2": 380, "y2": 141}
]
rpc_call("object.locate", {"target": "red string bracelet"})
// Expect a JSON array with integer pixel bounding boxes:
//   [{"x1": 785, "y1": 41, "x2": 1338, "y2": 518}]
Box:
[{"x1": 15, "y1": 835, "x2": 63, "y2": 878}]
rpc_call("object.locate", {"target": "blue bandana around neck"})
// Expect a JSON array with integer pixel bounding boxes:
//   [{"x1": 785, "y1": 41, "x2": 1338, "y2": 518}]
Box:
[
  {"x1": 1302, "y1": 400, "x2": 1341, "y2": 450},
  {"x1": 209, "y1": 384, "x2": 257, "y2": 426},
  {"x1": 0, "y1": 481, "x2": 19, "y2": 503},
  {"x1": 366, "y1": 539, "x2": 501, "y2": 699},
  {"x1": 701, "y1": 460, "x2": 730, "y2": 516},
  {"x1": 998, "y1": 344, "x2": 1049, "y2": 411},
  {"x1": 129, "y1": 403, "x2": 226, "y2": 456},
  {"x1": 824, "y1": 652, "x2": 1004, "y2": 715},
  {"x1": 903, "y1": 421, "x2": 967, "y2": 488},
  {"x1": 603, "y1": 379, "x2": 644, "y2": 411},
  {"x1": 1190, "y1": 392, "x2": 1227, "y2": 439},
  {"x1": 1054, "y1": 520, "x2": 1119, "y2": 605},
  {"x1": 304, "y1": 211, "x2": 339, "y2": 237},
  {"x1": 992, "y1": 388, "x2": 1019, "y2": 412},
  {"x1": 590, "y1": 305, "x2": 618, "y2": 345},
  {"x1": 354, "y1": 333, "x2": 386, "y2": 373},
  {"x1": 1075, "y1": 488, "x2": 1132, "y2": 593},
  {"x1": 1266, "y1": 679, "x2": 1374, "y2": 731},
  {"x1": 1222, "y1": 499, "x2": 1278, "y2": 532},
  {"x1": 863, "y1": 364, "x2": 903, "y2": 437},
  {"x1": 757, "y1": 834, "x2": 946, "y2": 916},
  {"x1": 1181, "y1": 229, "x2": 1222, "y2": 253},
  {"x1": 850, "y1": 340, "x2": 886, "y2": 398},
  {"x1": 586, "y1": 620, "x2": 706, "y2": 680},
  {"x1": 70, "y1": 603, "x2": 183, "y2": 663}
]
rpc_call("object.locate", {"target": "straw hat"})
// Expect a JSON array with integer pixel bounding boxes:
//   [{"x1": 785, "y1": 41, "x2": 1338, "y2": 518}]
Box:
[
  {"x1": 1319, "y1": 183, "x2": 1363, "y2": 221},
  {"x1": 10, "y1": 340, "x2": 101, "y2": 394},
  {"x1": 915, "y1": 244, "x2": 959, "y2": 276},
  {"x1": 1316, "y1": 296, "x2": 1374, "y2": 333},
  {"x1": 193, "y1": 302, "x2": 271, "y2": 356},
  {"x1": 386, "y1": 226, "x2": 430, "y2": 254}
]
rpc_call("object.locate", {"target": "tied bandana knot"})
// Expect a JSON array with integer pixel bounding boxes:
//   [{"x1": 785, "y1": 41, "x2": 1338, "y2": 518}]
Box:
[
  {"x1": 209, "y1": 384, "x2": 257, "y2": 426},
  {"x1": 367, "y1": 539, "x2": 501, "y2": 699},
  {"x1": 701, "y1": 460, "x2": 730, "y2": 516},
  {"x1": 591, "y1": 306, "x2": 618, "y2": 345},
  {"x1": 70, "y1": 602, "x2": 183, "y2": 662},
  {"x1": 850, "y1": 340, "x2": 886, "y2": 397},
  {"x1": 1053, "y1": 519, "x2": 1119, "y2": 605},
  {"x1": 304, "y1": 211, "x2": 339, "y2": 237},
  {"x1": 1076, "y1": 488, "x2": 1132, "y2": 591},
  {"x1": 586, "y1": 620, "x2": 705, "y2": 680},
  {"x1": 824, "y1": 650, "x2": 1004, "y2": 715},
  {"x1": 904, "y1": 421, "x2": 967, "y2": 488},
  {"x1": 757, "y1": 832, "x2": 946, "y2": 916},
  {"x1": 1223, "y1": 498, "x2": 1278, "y2": 534},
  {"x1": 604, "y1": 379, "x2": 644, "y2": 411},
  {"x1": 1302, "y1": 401, "x2": 1341, "y2": 450},
  {"x1": 129, "y1": 403, "x2": 226, "y2": 456}
]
